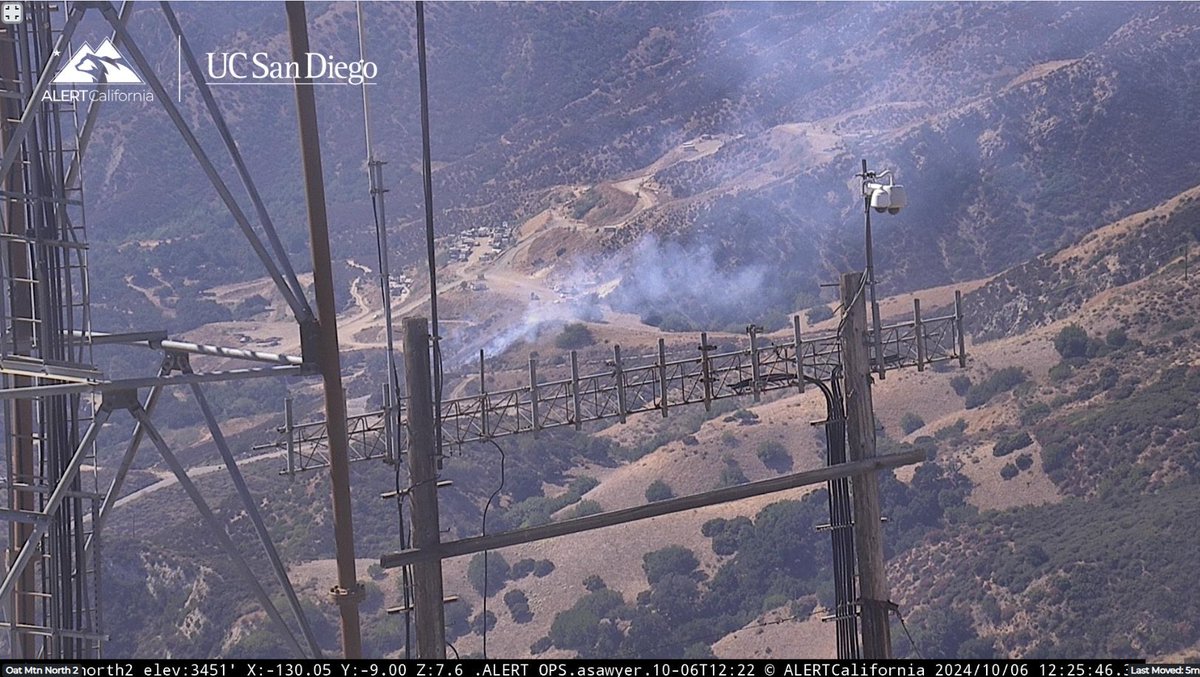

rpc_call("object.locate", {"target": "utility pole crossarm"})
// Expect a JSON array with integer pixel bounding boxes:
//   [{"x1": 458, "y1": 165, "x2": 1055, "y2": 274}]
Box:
[{"x1": 381, "y1": 448, "x2": 926, "y2": 569}]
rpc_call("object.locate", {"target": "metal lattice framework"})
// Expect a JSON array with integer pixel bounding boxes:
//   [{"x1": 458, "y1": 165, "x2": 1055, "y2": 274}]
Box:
[
  {"x1": 266, "y1": 302, "x2": 965, "y2": 473},
  {"x1": 0, "y1": 2, "x2": 102, "y2": 656},
  {"x1": 0, "y1": 1, "x2": 342, "y2": 659}
]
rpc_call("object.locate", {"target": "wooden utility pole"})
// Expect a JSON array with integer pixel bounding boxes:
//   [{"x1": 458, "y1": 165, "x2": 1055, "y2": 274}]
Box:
[
  {"x1": 402, "y1": 318, "x2": 447, "y2": 658},
  {"x1": 285, "y1": 1, "x2": 362, "y2": 658},
  {"x1": 841, "y1": 271, "x2": 893, "y2": 658}
]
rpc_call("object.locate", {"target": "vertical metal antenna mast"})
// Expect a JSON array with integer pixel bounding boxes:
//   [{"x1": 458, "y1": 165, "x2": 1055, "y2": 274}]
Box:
[
  {"x1": 356, "y1": 0, "x2": 412, "y2": 657},
  {"x1": 357, "y1": 1, "x2": 401, "y2": 449}
]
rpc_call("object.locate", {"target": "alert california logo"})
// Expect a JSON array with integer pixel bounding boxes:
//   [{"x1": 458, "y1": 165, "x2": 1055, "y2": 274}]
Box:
[{"x1": 44, "y1": 38, "x2": 154, "y2": 102}]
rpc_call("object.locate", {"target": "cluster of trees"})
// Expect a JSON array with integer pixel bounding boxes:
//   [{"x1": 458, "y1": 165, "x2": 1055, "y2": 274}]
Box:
[
  {"x1": 538, "y1": 453, "x2": 975, "y2": 657},
  {"x1": 1034, "y1": 364, "x2": 1200, "y2": 494},
  {"x1": 904, "y1": 483, "x2": 1200, "y2": 658}
]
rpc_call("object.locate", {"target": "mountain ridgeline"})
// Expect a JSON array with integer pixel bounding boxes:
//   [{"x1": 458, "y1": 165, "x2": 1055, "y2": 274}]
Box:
[{"x1": 81, "y1": 2, "x2": 1200, "y2": 332}]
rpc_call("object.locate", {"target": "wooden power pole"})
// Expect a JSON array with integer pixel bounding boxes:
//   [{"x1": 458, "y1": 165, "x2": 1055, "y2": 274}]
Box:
[
  {"x1": 403, "y1": 318, "x2": 447, "y2": 658},
  {"x1": 841, "y1": 271, "x2": 894, "y2": 658}
]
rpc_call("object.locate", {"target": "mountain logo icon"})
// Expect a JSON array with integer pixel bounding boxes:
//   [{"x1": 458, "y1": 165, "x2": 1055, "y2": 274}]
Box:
[{"x1": 52, "y1": 39, "x2": 142, "y2": 85}]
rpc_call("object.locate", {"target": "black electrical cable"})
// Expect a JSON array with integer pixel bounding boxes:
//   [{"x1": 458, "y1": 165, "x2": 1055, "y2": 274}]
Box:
[
  {"x1": 479, "y1": 438, "x2": 506, "y2": 658},
  {"x1": 393, "y1": 455, "x2": 413, "y2": 658},
  {"x1": 835, "y1": 272, "x2": 870, "y2": 338},
  {"x1": 370, "y1": 190, "x2": 405, "y2": 408},
  {"x1": 445, "y1": 639, "x2": 460, "y2": 659},
  {"x1": 367, "y1": 149, "x2": 413, "y2": 658},
  {"x1": 894, "y1": 606, "x2": 925, "y2": 659},
  {"x1": 414, "y1": 1, "x2": 445, "y2": 465},
  {"x1": 414, "y1": 0, "x2": 438, "y2": 336}
]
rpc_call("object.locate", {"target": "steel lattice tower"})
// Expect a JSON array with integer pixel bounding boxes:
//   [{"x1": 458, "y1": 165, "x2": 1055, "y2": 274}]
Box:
[{"x1": 1, "y1": 1, "x2": 101, "y2": 657}]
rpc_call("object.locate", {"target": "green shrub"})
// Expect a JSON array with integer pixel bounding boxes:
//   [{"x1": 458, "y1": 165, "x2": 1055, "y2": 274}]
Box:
[
  {"x1": 569, "y1": 475, "x2": 599, "y2": 495},
  {"x1": 1020, "y1": 402, "x2": 1052, "y2": 425},
  {"x1": 901, "y1": 412, "x2": 926, "y2": 435},
  {"x1": 1108, "y1": 382, "x2": 1135, "y2": 401},
  {"x1": 1054, "y1": 324, "x2": 1091, "y2": 359},
  {"x1": 511, "y1": 558, "x2": 537, "y2": 579},
  {"x1": 1106, "y1": 327, "x2": 1128, "y2": 348},
  {"x1": 583, "y1": 575, "x2": 606, "y2": 592},
  {"x1": 1048, "y1": 394, "x2": 1073, "y2": 409},
  {"x1": 645, "y1": 479, "x2": 674, "y2": 503},
  {"x1": 1000, "y1": 463, "x2": 1019, "y2": 480},
  {"x1": 950, "y1": 375, "x2": 972, "y2": 397},
  {"x1": 504, "y1": 589, "x2": 533, "y2": 624},
  {"x1": 935, "y1": 418, "x2": 968, "y2": 441},
  {"x1": 706, "y1": 515, "x2": 753, "y2": 556},
  {"x1": 965, "y1": 367, "x2": 1027, "y2": 408},
  {"x1": 755, "y1": 440, "x2": 791, "y2": 471},
  {"x1": 471, "y1": 610, "x2": 497, "y2": 635},
  {"x1": 546, "y1": 610, "x2": 594, "y2": 652},
  {"x1": 806, "y1": 305, "x2": 834, "y2": 324},
  {"x1": 1160, "y1": 317, "x2": 1195, "y2": 335},
  {"x1": 530, "y1": 637, "x2": 552, "y2": 654},
  {"x1": 725, "y1": 409, "x2": 760, "y2": 425},
  {"x1": 659, "y1": 313, "x2": 696, "y2": 332},
  {"x1": 718, "y1": 457, "x2": 748, "y2": 487},
  {"x1": 445, "y1": 599, "x2": 474, "y2": 641},
  {"x1": 993, "y1": 431, "x2": 1033, "y2": 457},
  {"x1": 556, "y1": 323, "x2": 595, "y2": 350},
  {"x1": 1015, "y1": 453, "x2": 1034, "y2": 471},
  {"x1": 1049, "y1": 362, "x2": 1074, "y2": 383},
  {"x1": 565, "y1": 499, "x2": 602, "y2": 519},
  {"x1": 533, "y1": 559, "x2": 556, "y2": 577},
  {"x1": 1097, "y1": 367, "x2": 1120, "y2": 391},
  {"x1": 643, "y1": 546, "x2": 699, "y2": 585},
  {"x1": 468, "y1": 552, "x2": 510, "y2": 597},
  {"x1": 548, "y1": 588, "x2": 625, "y2": 654},
  {"x1": 1041, "y1": 441, "x2": 1074, "y2": 474}
]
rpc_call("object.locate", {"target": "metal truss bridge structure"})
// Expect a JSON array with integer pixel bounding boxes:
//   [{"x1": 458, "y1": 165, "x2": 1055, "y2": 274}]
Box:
[{"x1": 261, "y1": 300, "x2": 966, "y2": 474}]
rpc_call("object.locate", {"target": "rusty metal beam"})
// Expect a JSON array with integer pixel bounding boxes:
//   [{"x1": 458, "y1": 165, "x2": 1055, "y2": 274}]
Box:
[{"x1": 284, "y1": 1, "x2": 362, "y2": 658}]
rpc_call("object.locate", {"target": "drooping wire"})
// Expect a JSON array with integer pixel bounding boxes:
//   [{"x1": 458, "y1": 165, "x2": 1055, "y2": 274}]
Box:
[
  {"x1": 835, "y1": 272, "x2": 870, "y2": 338},
  {"x1": 479, "y1": 438, "x2": 506, "y2": 658},
  {"x1": 445, "y1": 640, "x2": 460, "y2": 660},
  {"x1": 894, "y1": 606, "x2": 925, "y2": 659}
]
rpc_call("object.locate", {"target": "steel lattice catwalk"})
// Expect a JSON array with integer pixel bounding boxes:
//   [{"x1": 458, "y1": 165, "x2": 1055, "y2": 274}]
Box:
[
  {"x1": 0, "y1": 3, "x2": 101, "y2": 658},
  {"x1": 263, "y1": 300, "x2": 966, "y2": 474}
]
